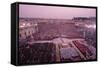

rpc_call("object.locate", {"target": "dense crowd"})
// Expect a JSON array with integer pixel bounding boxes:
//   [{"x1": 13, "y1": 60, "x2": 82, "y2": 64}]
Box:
[
  {"x1": 85, "y1": 30, "x2": 96, "y2": 47},
  {"x1": 76, "y1": 25, "x2": 96, "y2": 47},
  {"x1": 18, "y1": 42, "x2": 56, "y2": 64},
  {"x1": 18, "y1": 18, "x2": 96, "y2": 64}
]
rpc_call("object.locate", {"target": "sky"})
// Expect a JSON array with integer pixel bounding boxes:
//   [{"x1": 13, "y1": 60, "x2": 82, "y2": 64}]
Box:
[{"x1": 19, "y1": 4, "x2": 96, "y2": 19}]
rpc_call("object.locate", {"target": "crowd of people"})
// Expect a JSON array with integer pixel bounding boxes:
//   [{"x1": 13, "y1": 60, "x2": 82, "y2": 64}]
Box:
[
  {"x1": 18, "y1": 42, "x2": 56, "y2": 64},
  {"x1": 85, "y1": 30, "x2": 96, "y2": 47},
  {"x1": 18, "y1": 18, "x2": 96, "y2": 64},
  {"x1": 75, "y1": 24, "x2": 96, "y2": 48}
]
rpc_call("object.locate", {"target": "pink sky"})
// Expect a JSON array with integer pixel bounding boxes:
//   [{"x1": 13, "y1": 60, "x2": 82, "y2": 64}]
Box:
[{"x1": 19, "y1": 4, "x2": 96, "y2": 19}]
